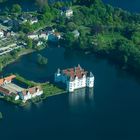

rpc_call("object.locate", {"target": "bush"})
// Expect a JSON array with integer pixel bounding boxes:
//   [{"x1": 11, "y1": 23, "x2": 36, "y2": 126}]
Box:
[
  {"x1": 37, "y1": 54, "x2": 48, "y2": 65},
  {"x1": 0, "y1": 112, "x2": 2, "y2": 119}
]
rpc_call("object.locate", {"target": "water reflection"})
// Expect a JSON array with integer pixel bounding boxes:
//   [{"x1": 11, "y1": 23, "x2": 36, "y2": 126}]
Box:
[
  {"x1": 22, "y1": 102, "x2": 32, "y2": 111},
  {"x1": 68, "y1": 88, "x2": 95, "y2": 113},
  {"x1": 22, "y1": 100, "x2": 44, "y2": 111},
  {"x1": 33, "y1": 100, "x2": 44, "y2": 109}
]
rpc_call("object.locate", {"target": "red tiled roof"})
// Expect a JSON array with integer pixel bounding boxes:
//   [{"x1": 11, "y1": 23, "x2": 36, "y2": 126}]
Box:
[
  {"x1": 0, "y1": 86, "x2": 11, "y2": 95},
  {"x1": 62, "y1": 66, "x2": 87, "y2": 79},
  {"x1": 0, "y1": 75, "x2": 16, "y2": 85},
  {"x1": 22, "y1": 86, "x2": 42, "y2": 96},
  {"x1": 54, "y1": 32, "x2": 60, "y2": 36}
]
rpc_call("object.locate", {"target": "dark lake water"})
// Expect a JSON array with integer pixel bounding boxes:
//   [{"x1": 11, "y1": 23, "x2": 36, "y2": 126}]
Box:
[
  {"x1": 103, "y1": 0, "x2": 140, "y2": 13},
  {"x1": 1, "y1": 46, "x2": 140, "y2": 140},
  {"x1": 1, "y1": 0, "x2": 140, "y2": 13}
]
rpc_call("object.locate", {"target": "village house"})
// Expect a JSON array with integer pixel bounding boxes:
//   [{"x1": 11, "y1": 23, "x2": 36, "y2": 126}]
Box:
[
  {"x1": 19, "y1": 13, "x2": 30, "y2": 20},
  {"x1": 72, "y1": 30, "x2": 80, "y2": 38},
  {"x1": 0, "y1": 86, "x2": 11, "y2": 96},
  {"x1": 29, "y1": 17, "x2": 38, "y2": 25},
  {"x1": 60, "y1": 7, "x2": 73, "y2": 18},
  {"x1": 48, "y1": 32, "x2": 61, "y2": 42},
  {"x1": 0, "y1": 30, "x2": 4, "y2": 38},
  {"x1": 54, "y1": 65, "x2": 95, "y2": 92},
  {"x1": 0, "y1": 75, "x2": 16, "y2": 86},
  {"x1": 16, "y1": 86, "x2": 43, "y2": 102},
  {"x1": 48, "y1": 34, "x2": 58, "y2": 42},
  {"x1": 28, "y1": 31, "x2": 48, "y2": 41},
  {"x1": 0, "y1": 75, "x2": 43, "y2": 102},
  {"x1": 0, "y1": 75, "x2": 17, "y2": 97},
  {"x1": 39, "y1": 32, "x2": 48, "y2": 40},
  {"x1": 0, "y1": 42, "x2": 23, "y2": 56},
  {"x1": 55, "y1": 32, "x2": 61, "y2": 40},
  {"x1": 4, "y1": 30, "x2": 16, "y2": 37},
  {"x1": 36, "y1": 40, "x2": 43, "y2": 46},
  {"x1": 18, "y1": 18, "x2": 28, "y2": 24},
  {"x1": 45, "y1": 27, "x2": 55, "y2": 34},
  {"x1": 18, "y1": 13, "x2": 38, "y2": 25},
  {"x1": 27, "y1": 32, "x2": 39, "y2": 40}
]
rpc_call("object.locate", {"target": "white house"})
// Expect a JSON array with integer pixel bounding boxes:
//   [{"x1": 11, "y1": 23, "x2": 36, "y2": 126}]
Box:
[
  {"x1": 39, "y1": 32, "x2": 48, "y2": 40},
  {"x1": 27, "y1": 33, "x2": 39, "y2": 40},
  {"x1": 0, "y1": 75, "x2": 17, "y2": 98},
  {"x1": 48, "y1": 32, "x2": 61, "y2": 42},
  {"x1": 55, "y1": 32, "x2": 61, "y2": 40},
  {"x1": 0, "y1": 75, "x2": 16, "y2": 86},
  {"x1": 54, "y1": 65, "x2": 95, "y2": 92},
  {"x1": 29, "y1": 17, "x2": 38, "y2": 25},
  {"x1": 0, "y1": 75, "x2": 43, "y2": 102},
  {"x1": 72, "y1": 30, "x2": 80, "y2": 38},
  {"x1": 17, "y1": 86, "x2": 43, "y2": 102},
  {"x1": 0, "y1": 30, "x2": 4, "y2": 38},
  {"x1": 36, "y1": 41, "x2": 43, "y2": 46},
  {"x1": 65, "y1": 8, "x2": 73, "y2": 18},
  {"x1": 61, "y1": 7, "x2": 73, "y2": 18}
]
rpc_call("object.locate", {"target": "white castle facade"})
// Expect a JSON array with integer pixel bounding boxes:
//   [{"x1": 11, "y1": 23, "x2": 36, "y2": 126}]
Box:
[{"x1": 54, "y1": 65, "x2": 95, "y2": 92}]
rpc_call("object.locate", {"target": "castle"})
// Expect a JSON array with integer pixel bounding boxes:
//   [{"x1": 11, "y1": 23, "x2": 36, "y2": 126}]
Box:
[{"x1": 54, "y1": 65, "x2": 95, "y2": 92}]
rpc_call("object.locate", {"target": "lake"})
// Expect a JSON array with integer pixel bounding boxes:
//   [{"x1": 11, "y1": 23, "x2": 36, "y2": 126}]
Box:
[
  {"x1": 1, "y1": 0, "x2": 140, "y2": 13},
  {"x1": 103, "y1": 0, "x2": 140, "y2": 13},
  {"x1": 0, "y1": 46, "x2": 140, "y2": 140}
]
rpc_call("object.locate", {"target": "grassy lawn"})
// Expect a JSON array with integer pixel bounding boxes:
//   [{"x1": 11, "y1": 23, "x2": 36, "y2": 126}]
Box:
[
  {"x1": 15, "y1": 75, "x2": 65, "y2": 98},
  {"x1": 15, "y1": 74, "x2": 37, "y2": 87},
  {"x1": 2, "y1": 81, "x2": 65, "y2": 106},
  {"x1": 41, "y1": 82, "x2": 65, "y2": 98}
]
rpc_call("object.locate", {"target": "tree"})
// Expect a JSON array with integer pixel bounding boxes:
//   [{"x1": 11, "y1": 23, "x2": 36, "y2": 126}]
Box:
[
  {"x1": 0, "y1": 0, "x2": 7, "y2": 3},
  {"x1": 67, "y1": 22, "x2": 77, "y2": 31},
  {"x1": 27, "y1": 39, "x2": 33, "y2": 48},
  {"x1": 113, "y1": 39, "x2": 135, "y2": 65},
  {"x1": 53, "y1": 2, "x2": 65, "y2": 9},
  {"x1": 41, "y1": 4, "x2": 50, "y2": 14},
  {"x1": 65, "y1": 32, "x2": 75, "y2": 47},
  {"x1": 0, "y1": 63, "x2": 3, "y2": 72},
  {"x1": 74, "y1": 0, "x2": 103, "y2": 7},
  {"x1": 10, "y1": 50, "x2": 19, "y2": 59},
  {"x1": 0, "y1": 112, "x2": 2, "y2": 120},
  {"x1": 11, "y1": 4, "x2": 22, "y2": 14},
  {"x1": 20, "y1": 22, "x2": 33, "y2": 33},
  {"x1": 131, "y1": 31, "x2": 140, "y2": 44},
  {"x1": 37, "y1": 54, "x2": 48, "y2": 65},
  {"x1": 36, "y1": 0, "x2": 48, "y2": 10}
]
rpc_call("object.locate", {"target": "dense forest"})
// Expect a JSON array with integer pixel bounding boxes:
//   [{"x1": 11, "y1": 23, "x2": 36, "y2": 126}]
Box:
[{"x1": 61, "y1": 0, "x2": 140, "y2": 72}]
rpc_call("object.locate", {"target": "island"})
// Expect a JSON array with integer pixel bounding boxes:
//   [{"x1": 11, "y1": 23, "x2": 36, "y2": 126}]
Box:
[{"x1": 0, "y1": 112, "x2": 2, "y2": 120}]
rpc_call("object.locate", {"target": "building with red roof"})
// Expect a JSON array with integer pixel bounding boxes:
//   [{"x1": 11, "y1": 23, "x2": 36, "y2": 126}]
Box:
[
  {"x1": 19, "y1": 86, "x2": 43, "y2": 102},
  {"x1": 54, "y1": 64, "x2": 94, "y2": 92},
  {"x1": 0, "y1": 75, "x2": 43, "y2": 102},
  {"x1": 0, "y1": 75, "x2": 16, "y2": 86}
]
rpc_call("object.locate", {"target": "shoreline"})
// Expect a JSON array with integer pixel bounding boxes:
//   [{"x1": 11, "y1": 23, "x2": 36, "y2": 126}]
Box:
[
  {"x1": 1, "y1": 48, "x2": 35, "y2": 70},
  {"x1": 0, "y1": 90, "x2": 67, "y2": 107},
  {"x1": 0, "y1": 75, "x2": 65, "y2": 107}
]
